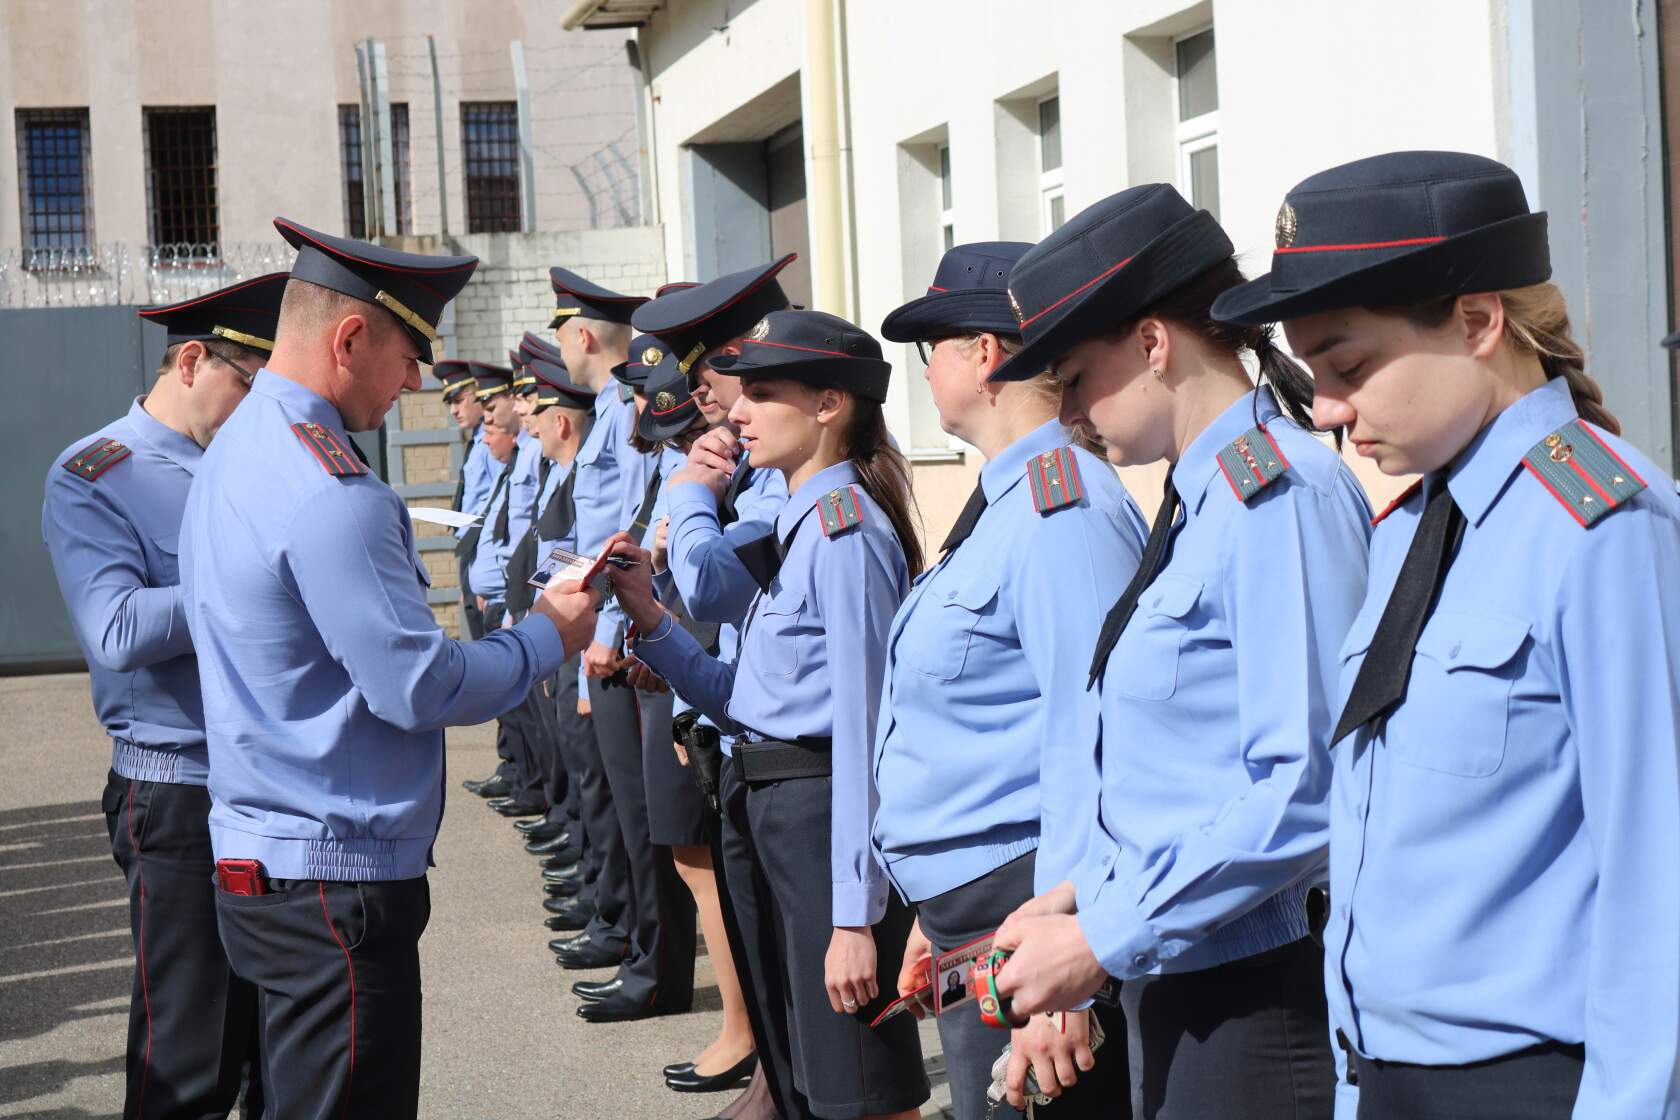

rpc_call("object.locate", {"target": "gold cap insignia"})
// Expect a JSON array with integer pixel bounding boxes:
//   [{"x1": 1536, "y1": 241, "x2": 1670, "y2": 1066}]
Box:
[
  {"x1": 1274, "y1": 202, "x2": 1298, "y2": 249},
  {"x1": 748, "y1": 317, "x2": 771, "y2": 342},
  {"x1": 1008, "y1": 288, "x2": 1025, "y2": 325},
  {"x1": 654, "y1": 390, "x2": 678, "y2": 411},
  {"x1": 642, "y1": 346, "x2": 664, "y2": 367}
]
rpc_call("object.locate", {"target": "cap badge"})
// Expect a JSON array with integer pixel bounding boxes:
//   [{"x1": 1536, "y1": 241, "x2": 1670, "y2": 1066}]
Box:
[
  {"x1": 642, "y1": 346, "x2": 664, "y2": 367},
  {"x1": 1007, "y1": 288, "x2": 1025, "y2": 326},
  {"x1": 655, "y1": 390, "x2": 678, "y2": 411},
  {"x1": 748, "y1": 317, "x2": 772, "y2": 342},
  {"x1": 1274, "y1": 202, "x2": 1298, "y2": 249}
]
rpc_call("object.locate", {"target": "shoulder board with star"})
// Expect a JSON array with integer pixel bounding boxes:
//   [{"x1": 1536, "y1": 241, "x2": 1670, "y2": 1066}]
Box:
[
  {"x1": 291, "y1": 422, "x2": 368, "y2": 478},
  {"x1": 61, "y1": 437, "x2": 131, "y2": 482},
  {"x1": 1521, "y1": 419, "x2": 1646, "y2": 527},
  {"x1": 1216, "y1": 425, "x2": 1290, "y2": 504},
  {"x1": 1371, "y1": 478, "x2": 1423, "y2": 526},
  {"x1": 817, "y1": 485, "x2": 865, "y2": 538},
  {"x1": 1028, "y1": 446, "x2": 1085, "y2": 514}
]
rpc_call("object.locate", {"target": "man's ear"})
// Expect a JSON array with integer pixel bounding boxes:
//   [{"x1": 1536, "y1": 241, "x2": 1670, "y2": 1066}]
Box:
[
  {"x1": 174, "y1": 341, "x2": 207, "y2": 389},
  {"x1": 332, "y1": 313, "x2": 371, "y2": 369}
]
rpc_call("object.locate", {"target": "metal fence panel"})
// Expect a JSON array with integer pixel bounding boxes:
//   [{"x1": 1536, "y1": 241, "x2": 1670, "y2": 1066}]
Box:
[{"x1": 1, "y1": 306, "x2": 162, "y2": 671}]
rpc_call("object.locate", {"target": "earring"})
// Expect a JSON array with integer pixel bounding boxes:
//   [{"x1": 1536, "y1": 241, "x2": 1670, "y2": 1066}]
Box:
[{"x1": 1151, "y1": 366, "x2": 1165, "y2": 383}]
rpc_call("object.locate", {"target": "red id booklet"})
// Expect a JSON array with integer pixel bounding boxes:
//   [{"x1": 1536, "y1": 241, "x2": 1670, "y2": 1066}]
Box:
[{"x1": 870, "y1": 932, "x2": 995, "y2": 1028}]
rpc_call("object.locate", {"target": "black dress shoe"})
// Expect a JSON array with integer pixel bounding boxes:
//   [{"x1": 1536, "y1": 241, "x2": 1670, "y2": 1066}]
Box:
[
  {"x1": 542, "y1": 862, "x2": 583, "y2": 883},
  {"x1": 572, "y1": 977, "x2": 623, "y2": 1002},
  {"x1": 525, "y1": 832, "x2": 579, "y2": 856},
  {"x1": 542, "y1": 850, "x2": 582, "y2": 870},
  {"x1": 544, "y1": 897, "x2": 594, "y2": 925},
  {"x1": 666, "y1": 1053, "x2": 757, "y2": 1093},
  {"x1": 515, "y1": 817, "x2": 567, "y2": 840},
  {"x1": 465, "y1": 774, "x2": 513, "y2": 798},
  {"x1": 577, "y1": 991, "x2": 663, "y2": 1023},
  {"x1": 544, "y1": 878, "x2": 583, "y2": 899},
  {"x1": 555, "y1": 939, "x2": 624, "y2": 970},
  {"x1": 662, "y1": 1061, "x2": 696, "y2": 1079},
  {"x1": 494, "y1": 798, "x2": 547, "y2": 819}
]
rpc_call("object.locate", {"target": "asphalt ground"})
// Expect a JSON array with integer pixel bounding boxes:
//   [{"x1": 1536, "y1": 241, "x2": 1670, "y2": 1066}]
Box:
[{"x1": 0, "y1": 672, "x2": 953, "y2": 1118}]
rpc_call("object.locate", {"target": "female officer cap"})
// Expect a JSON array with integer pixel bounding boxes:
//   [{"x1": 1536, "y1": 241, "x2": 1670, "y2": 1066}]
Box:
[
  {"x1": 880, "y1": 242, "x2": 1030, "y2": 342},
  {"x1": 1211, "y1": 151, "x2": 1551, "y2": 326},
  {"x1": 989, "y1": 184, "x2": 1231, "y2": 382},
  {"x1": 707, "y1": 309, "x2": 892, "y2": 403}
]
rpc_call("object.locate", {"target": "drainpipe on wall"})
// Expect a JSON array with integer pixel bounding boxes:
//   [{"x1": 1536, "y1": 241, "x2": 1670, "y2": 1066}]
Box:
[{"x1": 806, "y1": 0, "x2": 853, "y2": 319}]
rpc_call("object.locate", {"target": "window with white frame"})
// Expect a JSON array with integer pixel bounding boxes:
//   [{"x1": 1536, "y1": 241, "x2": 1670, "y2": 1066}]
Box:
[
  {"x1": 1175, "y1": 26, "x2": 1219, "y2": 220},
  {"x1": 1038, "y1": 94, "x2": 1065, "y2": 233},
  {"x1": 938, "y1": 144, "x2": 955, "y2": 251}
]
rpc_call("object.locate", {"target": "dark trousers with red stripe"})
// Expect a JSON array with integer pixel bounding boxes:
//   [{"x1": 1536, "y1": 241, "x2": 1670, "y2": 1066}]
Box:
[
  {"x1": 102, "y1": 771, "x2": 262, "y2": 1120},
  {"x1": 215, "y1": 876, "x2": 431, "y2": 1119}
]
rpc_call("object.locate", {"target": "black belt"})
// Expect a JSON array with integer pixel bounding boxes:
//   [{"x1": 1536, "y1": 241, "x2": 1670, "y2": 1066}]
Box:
[{"x1": 736, "y1": 737, "x2": 833, "y2": 783}]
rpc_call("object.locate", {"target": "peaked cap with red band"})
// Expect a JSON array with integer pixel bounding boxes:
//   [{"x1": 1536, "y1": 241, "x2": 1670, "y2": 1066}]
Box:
[
  {"x1": 881, "y1": 241, "x2": 1030, "y2": 343},
  {"x1": 990, "y1": 184, "x2": 1231, "y2": 382},
  {"x1": 1211, "y1": 151, "x2": 1551, "y2": 326},
  {"x1": 632, "y1": 255, "x2": 796, "y2": 383},
  {"x1": 706, "y1": 308, "x2": 892, "y2": 403},
  {"x1": 138, "y1": 271, "x2": 288, "y2": 352},
  {"x1": 435, "y1": 359, "x2": 477, "y2": 402},
  {"x1": 548, "y1": 267, "x2": 649, "y2": 327},
  {"x1": 636, "y1": 356, "x2": 706, "y2": 444},
  {"x1": 275, "y1": 217, "x2": 477, "y2": 364},
  {"x1": 526, "y1": 357, "x2": 596, "y2": 411}
]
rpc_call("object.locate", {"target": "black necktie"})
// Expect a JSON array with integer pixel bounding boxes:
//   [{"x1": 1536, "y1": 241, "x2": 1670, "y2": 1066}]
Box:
[
  {"x1": 628, "y1": 459, "x2": 665, "y2": 544},
  {"x1": 451, "y1": 468, "x2": 465, "y2": 513},
  {"x1": 537, "y1": 466, "x2": 578, "y2": 541},
  {"x1": 531, "y1": 458, "x2": 552, "y2": 532},
  {"x1": 1330, "y1": 480, "x2": 1465, "y2": 746},
  {"x1": 489, "y1": 461, "x2": 514, "y2": 545},
  {"x1": 940, "y1": 481, "x2": 988, "y2": 554},
  {"x1": 1088, "y1": 474, "x2": 1182, "y2": 689},
  {"x1": 735, "y1": 530, "x2": 784, "y2": 593},
  {"x1": 720, "y1": 461, "x2": 755, "y2": 527}
]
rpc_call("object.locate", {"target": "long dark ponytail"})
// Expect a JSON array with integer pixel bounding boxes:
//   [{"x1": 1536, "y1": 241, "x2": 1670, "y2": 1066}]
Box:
[{"x1": 844, "y1": 401, "x2": 925, "y2": 579}]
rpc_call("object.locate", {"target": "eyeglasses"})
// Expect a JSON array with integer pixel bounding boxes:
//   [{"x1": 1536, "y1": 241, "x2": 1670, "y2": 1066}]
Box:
[
  {"x1": 915, "y1": 336, "x2": 972, "y2": 365},
  {"x1": 211, "y1": 352, "x2": 260, "y2": 386}
]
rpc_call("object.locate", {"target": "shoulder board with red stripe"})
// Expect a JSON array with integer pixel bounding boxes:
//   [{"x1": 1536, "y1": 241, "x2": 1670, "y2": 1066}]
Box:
[
  {"x1": 817, "y1": 485, "x2": 864, "y2": 538},
  {"x1": 1521, "y1": 419, "x2": 1646, "y2": 528},
  {"x1": 1028, "y1": 446, "x2": 1085, "y2": 514},
  {"x1": 1216, "y1": 425, "x2": 1290, "y2": 504},
  {"x1": 61, "y1": 437, "x2": 131, "y2": 482},
  {"x1": 291, "y1": 422, "x2": 368, "y2": 478},
  {"x1": 1371, "y1": 478, "x2": 1423, "y2": 526}
]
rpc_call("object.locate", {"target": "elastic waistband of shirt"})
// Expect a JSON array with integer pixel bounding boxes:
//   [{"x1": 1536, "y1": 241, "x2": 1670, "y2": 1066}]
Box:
[
  {"x1": 877, "y1": 824, "x2": 1041, "y2": 903},
  {"x1": 111, "y1": 739, "x2": 208, "y2": 786},
  {"x1": 208, "y1": 828, "x2": 434, "y2": 881},
  {"x1": 1158, "y1": 879, "x2": 1313, "y2": 975}
]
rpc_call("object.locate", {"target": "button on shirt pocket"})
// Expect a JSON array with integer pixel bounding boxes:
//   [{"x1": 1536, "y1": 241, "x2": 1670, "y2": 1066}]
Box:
[
  {"x1": 751, "y1": 592, "x2": 807, "y2": 678},
  {"x1": 1111, "y1": 575, "x2": 1203, "y2": 701},
  {"x1": 1390, "y1": 611, "x2": 1530, "y2": 778},
  {"x1": 905, "y1": 577, "x2": 999, "y2": 682}
]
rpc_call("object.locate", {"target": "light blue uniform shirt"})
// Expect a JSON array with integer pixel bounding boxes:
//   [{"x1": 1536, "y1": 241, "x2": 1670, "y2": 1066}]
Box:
[
  {"x1": 179, "y1": 370, "x2": 567, "y2": 880},
  {"x1": 572, "y1": 384, "x2": 635, "y2": 684},
  {"x1": 663, "y1": 459, "x2": 790, "y2": 754},
  {"x1": 454, "y1": 423, "x2": 493, "y2": 540},
  {"x1": 873, "y1": 420, "x2": 1147, "y2": 903},
  {"x1": 469, "y1": 432, "x2": 538, "y2": 607},
  {"x1": 634, "y1": 461, "x2": 908, "y2": 925},
  {"x1": 1327, "y1": 378, "x2": 1680, "y2": 1117},
  {"x1": 1070, "y1": 388, "x2": 1372, "y2": 979},
  {"x1": 42, "y1": 398, "x2": 206, "y2": 784}
]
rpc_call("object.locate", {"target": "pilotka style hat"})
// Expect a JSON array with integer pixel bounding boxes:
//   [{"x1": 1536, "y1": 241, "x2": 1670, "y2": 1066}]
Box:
[{"x1": 880, "y1": 242, "x2": 1031, "y2": 342}]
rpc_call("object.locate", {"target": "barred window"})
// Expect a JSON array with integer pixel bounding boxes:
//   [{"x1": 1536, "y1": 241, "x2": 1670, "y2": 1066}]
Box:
[
  {"x1": 391, "y1": 103, "x2": 412, "y2": 235},
  {"x1": 15, "y1": 108, "x2": 94, "y2": 251},
  {"x1": 143, "y1": 107, "x2": 218, "y2": 253},
  {"x1": 339, "y1": 105, "x2": 366, "y2": 238},
  {"x1": 461, "y1": 102, "x2": 520, "y2": 233}
]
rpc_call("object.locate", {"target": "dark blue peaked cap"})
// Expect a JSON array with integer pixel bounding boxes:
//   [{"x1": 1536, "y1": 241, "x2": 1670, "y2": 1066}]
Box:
[
  {"x1": 707, "y1": 309, "x2": 891, "y2": 403},
  {"x1": 990, "y1": 185, "x2": 1230, "y2": 382},
  {"x1": 632, "y1": 255, "x2": 796, "y2": 375},
  {"x1": 137, "y1": 272, "x2": 289, "y2": 352},
  {"x1": 470, "y1": 362, "x2": 514, "y2": 400},
  {"x1": 612, "y1": 334, "x2": 666, "y2": 390},
  {"x1": 636, "y1": 358, "x2": 706, "y2": 444},
  {"x1": 275, "y1": 217, "x2": 476, "y2": 364},
  {"x1": 549, "y1": 267, "x2": 649, "y2": 327},
  {"x1": 1212, "y1": 151, "x2": 1551, "y2": 326},
  {"x1": 435, "y1": 360, "x2": 476, "y2": 402},
  {"x1": 881, "y1": 242, "x2": 1031, "y2": 342},
  {"x1": 527, "y1": 357, "x2": 596, "y2": 410},
  {"x1": 521, "y1": 331, "x2": 564, "y2": 363}
]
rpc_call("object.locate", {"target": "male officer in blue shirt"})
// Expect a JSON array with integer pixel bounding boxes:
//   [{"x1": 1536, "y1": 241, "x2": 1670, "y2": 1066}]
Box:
[
  {"x1": 42, "y1": 272, "x2": 287, "y2": 1120},
  {"x1": 438, "y1": 360, "x2": 493, "y2": 644},
  {"x1": 179, "y1": 219, "x2": 601, "y2": 1117}
]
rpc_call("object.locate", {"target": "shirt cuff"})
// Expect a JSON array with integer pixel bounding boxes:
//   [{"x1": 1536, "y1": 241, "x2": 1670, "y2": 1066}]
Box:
[
  {"x1": 668, "y1": 481, "x2": 721, "y2": 523},
  {"x1": 1072, "y1": 852, "x2": 1160, "y2": 980},
  {"x1": 832, "y1": 876, "x2": 888, "y2": 927},
  {"x1": 513, "y1": 612, "x2": 567, "y2": 675}
]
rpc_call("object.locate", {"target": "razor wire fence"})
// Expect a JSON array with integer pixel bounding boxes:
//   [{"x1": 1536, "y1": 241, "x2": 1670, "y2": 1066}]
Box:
[{"x1": 0, "y1": 242, "x2": 297, "y2": 309}]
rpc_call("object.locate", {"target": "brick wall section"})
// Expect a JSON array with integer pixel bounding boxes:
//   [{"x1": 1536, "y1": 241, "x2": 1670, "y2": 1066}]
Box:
[{"x1": 388, "y1": 227, "x2": 668, "y2": 637}]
